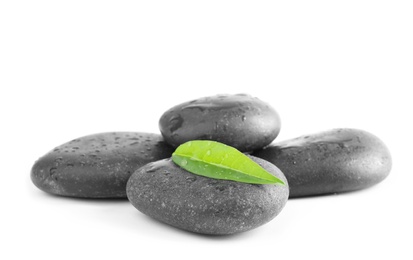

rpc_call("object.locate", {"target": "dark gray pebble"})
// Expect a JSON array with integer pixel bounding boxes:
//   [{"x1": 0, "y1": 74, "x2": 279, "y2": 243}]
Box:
[
  {"x1": 253, "y1": 128, "x2": 392, "y2": 197},
  {"x1": 158, "y1": 94, "x2": 281, "y2": 152},
  {"x1": 31, "y1": 132, "x2": 174, "y2": 198},
  {"x1": 126, "y1": 156, "x2": 289, "y2": 235}
]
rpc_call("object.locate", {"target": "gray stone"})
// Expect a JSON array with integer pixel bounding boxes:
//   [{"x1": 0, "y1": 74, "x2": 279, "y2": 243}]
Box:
[
  {"x1": 158, "y1": 93, "x2": 281, "y2": 152},
  {"x1": 253, "y1": 128, "x2": 392, "y2": 198},
  {"x1": 126, "y1": 156, "x2": 289, "y2": 235},
  {"x1": 31, "y1": 132, "x2": 174, "y2": 198}
]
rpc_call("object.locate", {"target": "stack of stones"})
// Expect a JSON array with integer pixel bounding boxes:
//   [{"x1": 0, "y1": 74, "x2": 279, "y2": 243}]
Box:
[{"x1": 31, "y1": 94, "x2": 392, "y2": 235}]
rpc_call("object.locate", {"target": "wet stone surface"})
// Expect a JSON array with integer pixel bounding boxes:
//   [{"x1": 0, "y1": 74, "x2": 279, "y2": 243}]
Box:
[
  {"x1": 31, "y1": 132, "x2": 174, "y2": 198},
  {"x1": 253, "y1": 128, "x2": 392, "y2": 197},
  {"x1": 158, "y1": 93, "x2": 281, "y2": 152},
  {"x1": 126, "y1": 156, "x2": 289, "y2": 235}
]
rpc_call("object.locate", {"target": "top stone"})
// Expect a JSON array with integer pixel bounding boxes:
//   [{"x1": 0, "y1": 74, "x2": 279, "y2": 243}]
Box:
[{"x1": 159, "y1": 94, "x2": 281, "y2": 152}]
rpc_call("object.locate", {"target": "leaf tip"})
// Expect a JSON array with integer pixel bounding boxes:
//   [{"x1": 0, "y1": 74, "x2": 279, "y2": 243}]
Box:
[{"x1": 273, "y1": 178, "x2": 285, "y2": 186}]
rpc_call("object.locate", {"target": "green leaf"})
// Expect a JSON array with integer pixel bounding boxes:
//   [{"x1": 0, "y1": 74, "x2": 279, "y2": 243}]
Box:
[{"x1": 172, "y1": 140, "x2": 285, "y2": 185}]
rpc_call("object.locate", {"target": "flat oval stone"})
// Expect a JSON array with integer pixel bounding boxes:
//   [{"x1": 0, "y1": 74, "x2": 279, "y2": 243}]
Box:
[
  {"x1": 158, "y1": 94, "x2": 281, "y2": 152},
  {"x1": 253, "y1": 128, "x2": 392, "y2": 198},
  {"x1": 126, "y1": 156, "x2": 289, "y2": 235},
  {"x1": 31, "y1": 132, "x2": 174, "y2": 198}
]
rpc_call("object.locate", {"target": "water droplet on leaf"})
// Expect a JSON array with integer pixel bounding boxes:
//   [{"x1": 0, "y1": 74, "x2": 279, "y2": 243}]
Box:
[{"x1": 181, "y1": 159, "x2": 188, "y2": 166}]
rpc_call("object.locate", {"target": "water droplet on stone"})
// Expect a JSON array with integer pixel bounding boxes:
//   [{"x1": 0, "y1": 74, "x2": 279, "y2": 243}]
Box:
[
  {"x1": 213, "y1": 122, "x2": 219, "y2": 132},
  {"x1": 186, "y1": 176, "x2": 196, "y2": 183},
  {"x1": 146, "y1": 163, "x2": 156, "y2": 173},
  {"x1": 169, "y1": 115, "x2": 184, "y2": 133},
  {"x1": 215, "y1": 185, "x2": 225, "y2": 192},
  {"x1": 49, "y1": 167, "x2": 57, "y2": 175}
]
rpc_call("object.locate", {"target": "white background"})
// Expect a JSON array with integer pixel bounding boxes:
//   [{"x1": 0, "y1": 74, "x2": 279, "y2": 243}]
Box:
[{"x1": 1, "y1": 1, "x2": 412, "y2": 259}]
